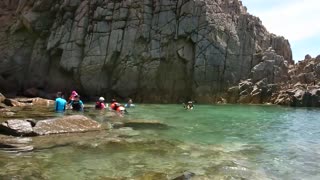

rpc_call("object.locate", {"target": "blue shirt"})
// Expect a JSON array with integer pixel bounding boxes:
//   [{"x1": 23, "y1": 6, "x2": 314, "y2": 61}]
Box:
[{"x1": 55, "y1": 97, "x2": 67, "y2": 112}]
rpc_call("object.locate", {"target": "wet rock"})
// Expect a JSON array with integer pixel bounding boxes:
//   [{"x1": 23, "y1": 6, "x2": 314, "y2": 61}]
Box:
[
  {"x1": 0, "y1": 119, "x2": 35, "y2": 136},
  {"x1": 123, "y1": 120, "x2": 168, "y2": 130},
  {"x1": 33, "y1": 115, "x2": 101, "y2": 135},
  {"x1": 0, "y1": 92, "x2": 5, "y2": 102},
  {"x1": 114, "y1": 127, "x2": 140, "y2": 137},
  {"x1": 16, "y1": 97, "x2": 54, "y2": 106},
  {"x1": 172, "y1": 171, "x2": 195, "y2": 180},
  {"x1": 135, "y1": 171, "x2": 167, "y2": 179},
  {"x1": 112, "y1": 122, "x2": 124, "y2": 129},
  {"x1": 0, "y1": 135, "x2": 33, "y2": 152},
  {"x1": 3, "y1": 98, "x2": 29, "y2": 107},
  {"x1": 0, "y1": 111, "x2": 16, "y2": 117},
  {"x1": 0, "y1": 102, "x2": 7, "y2": 109}
]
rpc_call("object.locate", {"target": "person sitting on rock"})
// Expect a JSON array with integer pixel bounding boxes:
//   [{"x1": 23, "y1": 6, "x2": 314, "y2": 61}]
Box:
[
  {"x1": 69, "y1": 95, "x2": 84, "y2": 111},
  {"x1": 95, "y1": 97, "x2": 107, "y2": 109},
  {"x1": 55, "y1": 92, "x2": 67, "y2": 112}
]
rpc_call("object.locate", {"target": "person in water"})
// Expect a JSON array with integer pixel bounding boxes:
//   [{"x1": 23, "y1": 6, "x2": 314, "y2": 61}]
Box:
[
  {"x1": 95, "y1": 97, "x2": 107, "y2": 109},
  {"x1": 125, "y1": 98, "x2": 135, "y2": 108},
  {"x1": 110, "y1": 98, "x2": 127, "y2": 115},
  {"x1": 69, "y1": 95, "x2": 84, "y2": 111},
  {"x1": 55, "y1": 92, "x2": 67, "y2": 112},
  {"x1": 110, "y1": 99, "x2": 119, "y2": 111},
  {"x1": 68, "y1": 90, "x2": 78, "y2": 104},
  {"x1": 184, "y1": 101, "x2": 194, "y2": 110}
]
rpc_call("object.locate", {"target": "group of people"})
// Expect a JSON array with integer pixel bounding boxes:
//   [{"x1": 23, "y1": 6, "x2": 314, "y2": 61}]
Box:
[
  {"x1": 55, "y1": 91, "x2": 84, "y2": 112},
  {"x1": 55, "y1": 90, "x2": 132, "y2": 115}
]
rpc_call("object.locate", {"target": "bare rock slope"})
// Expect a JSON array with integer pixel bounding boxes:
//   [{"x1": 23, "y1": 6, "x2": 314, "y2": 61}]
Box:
[{"x1": 0, "y1": 0, "x2": 292, "y2": 102}]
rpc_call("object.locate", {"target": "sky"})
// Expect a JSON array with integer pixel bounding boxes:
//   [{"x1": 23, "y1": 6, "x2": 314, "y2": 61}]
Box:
[{"x1": 241, "y1": 0, "x2": 320, "y2": 61}]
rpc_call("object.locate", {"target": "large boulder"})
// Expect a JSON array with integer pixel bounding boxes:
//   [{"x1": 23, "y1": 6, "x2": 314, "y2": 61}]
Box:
[
  {"x1": 0, "y1": 119, "x2": 35, "y2": 136},
  {"x1": 0, "y1": 115, "x2": 102, "y2": 136},
  {"x1": 33, "y1": 115, "x2": 101, "y2": 135}
]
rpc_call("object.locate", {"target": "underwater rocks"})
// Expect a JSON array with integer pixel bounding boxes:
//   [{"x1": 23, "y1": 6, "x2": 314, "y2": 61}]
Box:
[
  {"x1": 123, "y1": 120, "x2": 169, "y2": 130},
  {"x1": 0, "y1": 115, "x2": 101, "y2": 136},
  {"x1": 0, "y1": 135, "x2": 33, "y2": 152}
]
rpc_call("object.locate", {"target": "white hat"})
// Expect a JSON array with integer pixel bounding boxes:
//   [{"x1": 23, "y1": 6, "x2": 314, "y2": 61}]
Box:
[
  {"x1": 119, "y1": 106, "x2": 125, "y2": 111},
  {"x1": 99, "y1": 97, "x2": 105, "y2": 101}
]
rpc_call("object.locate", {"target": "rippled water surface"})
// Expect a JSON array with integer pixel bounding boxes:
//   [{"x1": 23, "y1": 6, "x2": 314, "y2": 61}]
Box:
[{"x1": 1, "y1": 104, "x2": 320, "y2": 179}]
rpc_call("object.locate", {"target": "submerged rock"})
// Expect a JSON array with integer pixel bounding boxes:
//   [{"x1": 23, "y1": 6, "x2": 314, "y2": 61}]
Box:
[
  {"x1": 123, "y1": 120, "x2": 169, "y2": 130},
  {"x1": 172, "y1": 171, "x2": 195, "y2": 180},
  {"x1": 0, "y1": 135, "x2": 33, "y2": 152}
]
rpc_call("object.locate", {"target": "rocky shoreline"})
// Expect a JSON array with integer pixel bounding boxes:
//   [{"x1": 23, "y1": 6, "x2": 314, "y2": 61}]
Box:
[{"x1": 223, "y1": 55, "x2": 320, "y2": 107}]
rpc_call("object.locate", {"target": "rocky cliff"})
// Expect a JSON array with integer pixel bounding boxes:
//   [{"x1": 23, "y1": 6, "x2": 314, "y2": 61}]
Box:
[{"x1": 0, "y1": 0, "x2": 293, "y2": 102}]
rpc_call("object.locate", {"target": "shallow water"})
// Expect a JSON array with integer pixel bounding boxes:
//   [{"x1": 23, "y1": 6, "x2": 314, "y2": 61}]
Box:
[{"x1": 1, "y1": 104, "x2": 320, "y2": 179}]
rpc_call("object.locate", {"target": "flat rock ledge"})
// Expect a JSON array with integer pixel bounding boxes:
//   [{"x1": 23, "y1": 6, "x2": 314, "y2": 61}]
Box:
[{"x1": 0, "y1": 115, "x2": 101, "y2": 136}]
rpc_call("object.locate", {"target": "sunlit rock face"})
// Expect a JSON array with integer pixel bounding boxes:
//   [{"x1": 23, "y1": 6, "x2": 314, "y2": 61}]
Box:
[{"x1": 0, "y1": 0, "x2": 292, "y2": 102}]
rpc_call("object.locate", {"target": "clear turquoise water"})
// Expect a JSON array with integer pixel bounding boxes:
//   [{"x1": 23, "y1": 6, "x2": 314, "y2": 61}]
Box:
[{"x1": 1, "y1": 104, "x2": 320, "y2": 179}]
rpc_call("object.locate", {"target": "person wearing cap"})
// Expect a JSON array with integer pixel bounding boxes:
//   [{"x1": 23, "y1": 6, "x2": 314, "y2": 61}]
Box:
[
  {"x1": 95, "y1": 97, "x2": 106, "y2": 109},
  {"x1": 68, "y1": 90, "x2": 78, "y2": 104},
  {"x1": 184, "y1": 101, "x2": 194, "y2": 110},
  {"x1": 69, "y1": 95, "x2": 84, "y2": 111}
]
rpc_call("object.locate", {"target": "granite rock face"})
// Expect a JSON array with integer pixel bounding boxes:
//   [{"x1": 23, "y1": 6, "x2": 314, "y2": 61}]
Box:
[{"x1": 0, "y1": 0, "x2": 292, "y2": 102}]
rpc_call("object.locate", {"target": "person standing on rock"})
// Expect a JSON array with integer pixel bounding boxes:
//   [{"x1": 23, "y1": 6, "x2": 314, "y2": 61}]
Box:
[
  {"x1": 69, "y1": 95, "x2": 84, "y2": 111},
  {"x1": 55, "y1": 92, "x2": 67, "y2": 112}
]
